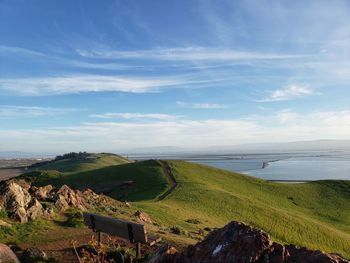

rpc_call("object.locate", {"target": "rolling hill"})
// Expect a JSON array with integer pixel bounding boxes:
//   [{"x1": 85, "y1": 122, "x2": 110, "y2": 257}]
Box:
[
  {"x1": 19, "y1": 155, "x2": 350, "y2": 258},
  {"x1": 28, "y1": 152, "x2": 132, "y2": 173}
]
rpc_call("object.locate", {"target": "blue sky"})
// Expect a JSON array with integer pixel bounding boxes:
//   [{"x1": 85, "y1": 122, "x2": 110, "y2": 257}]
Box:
[{"x1": 0, "y1": 0, "x2": 349, "y2": 153}]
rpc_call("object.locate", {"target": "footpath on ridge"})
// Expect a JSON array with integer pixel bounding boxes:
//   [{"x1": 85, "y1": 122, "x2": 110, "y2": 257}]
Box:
[{"x1": 157, "y1": 160, "x2": 178, "y2": 201}]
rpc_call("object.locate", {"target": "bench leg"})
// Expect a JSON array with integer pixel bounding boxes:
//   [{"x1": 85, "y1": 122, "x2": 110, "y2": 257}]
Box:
[
  {"x1": 136, "y1": 242, "x2": 141, "y2": 259},
  {"x1": 97, "y1": 231, "x2": 102, "y2": 246}
]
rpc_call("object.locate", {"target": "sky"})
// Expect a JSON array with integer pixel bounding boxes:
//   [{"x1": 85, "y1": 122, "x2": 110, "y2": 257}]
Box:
[{"x1": 0, "y1": 0, "x2": 349, "y2": 153}]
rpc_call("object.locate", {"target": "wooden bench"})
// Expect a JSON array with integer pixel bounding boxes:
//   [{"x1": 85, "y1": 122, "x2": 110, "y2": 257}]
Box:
[{"x1": 83, "y1": 212, "x2": 161, "y2": 258}]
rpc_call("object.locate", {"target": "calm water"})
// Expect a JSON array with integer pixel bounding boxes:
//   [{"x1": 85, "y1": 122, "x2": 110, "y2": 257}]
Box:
[
  {"x1": 191, "y1": 153, "x2": 350, "y2": 181},
  {"x1": 132, "y1": 152, "x2": 350, "y2": 181}
]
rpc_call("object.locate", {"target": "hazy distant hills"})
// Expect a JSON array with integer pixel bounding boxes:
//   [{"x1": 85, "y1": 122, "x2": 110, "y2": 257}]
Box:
[
  {"x1": 204, "y1": 139, "x2": 350, "y2": 153},
  {"x1": 1, "y1": 139, "x2": 349, "y2": 158},
  {"x1": 126, "y1": 139, "x2": 350, "y2": 155}
]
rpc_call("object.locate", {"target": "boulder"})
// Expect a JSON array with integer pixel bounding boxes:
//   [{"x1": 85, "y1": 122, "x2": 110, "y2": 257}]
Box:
[
  {"x1": 27, "y1": 198, "x2": 43, "y2": 220},
  {"x1": 0, "y1": 243, "x2": 20, "y2": 263},
  {"x1": 54, "y1": 185, "x2": 86, "y2": 211},
  {"x1": 22, "y1": 247, "x2": 47, "y2": 260},
  {"x1": 285, "y1": 244, "x2": 349, "y2": 263},
  {"x1": 32, "y1": 185, "x2": 53, "y2": 200},
  {"x1": 0, "y1": 181, "x2": 33, "y2": 223},
  {"x1": 148, "y1": 221, "x2": 350, "y2": 263},
  {"x1": 0, "y1": 182, "x2": 31, "y2": 212},
  {"x1": 148, "y1": 244, "x2": 184, "y2": 263},
  {"x1": 184, "y1": 221, "x2": 272, "y2": 262},
  {"x1": 134, "y1": 210, "x2": 152, "y2": 223}
]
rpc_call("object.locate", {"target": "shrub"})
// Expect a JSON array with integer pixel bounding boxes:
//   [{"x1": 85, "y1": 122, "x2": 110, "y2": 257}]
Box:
[
  {"x1": 72, "y1": 237, "x2": 148, "y2": 263},
  {"x1": 65, "y1": 209, "x2": 84, "y2": 228},
  {"x1": 0, "y1": 209, "x2": 8, "y2": 219},
  {"x1": 170, "y1": 225, "x2": 188, "y2": 236}
]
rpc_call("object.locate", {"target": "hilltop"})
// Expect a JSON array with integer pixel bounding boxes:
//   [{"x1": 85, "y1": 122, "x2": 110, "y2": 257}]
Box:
[
  {"x1": 27, "y1": 152, "x2": 132, "y2": 173},
  {"x1": 0, "y1": 153, "x2": 349, "y2": 260}
]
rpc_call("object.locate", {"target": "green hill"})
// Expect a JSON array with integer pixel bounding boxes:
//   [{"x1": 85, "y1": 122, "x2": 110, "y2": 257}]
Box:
[
  {"x1": 29, "y1": 152, "x2": 131, "y2": 173},
  {"x1": 21, "y1": 159, "x2": 350, "y2": 258}
]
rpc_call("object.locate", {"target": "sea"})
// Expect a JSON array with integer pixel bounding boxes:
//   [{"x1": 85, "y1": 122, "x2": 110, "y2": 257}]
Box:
[{"x1": 130, "y1": 151, "x2": 350, "y2": 181}]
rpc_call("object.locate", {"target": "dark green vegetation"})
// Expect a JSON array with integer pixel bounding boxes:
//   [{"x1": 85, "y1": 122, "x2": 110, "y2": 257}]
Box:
[{"x1": 9, "y1": 154, "x2": 350, "y2": 258}]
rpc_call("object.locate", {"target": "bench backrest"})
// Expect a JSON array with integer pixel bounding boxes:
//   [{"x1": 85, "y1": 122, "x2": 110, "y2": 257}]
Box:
[{"x1": 83, "y1": 212, "x2": 147, "y2": 244}]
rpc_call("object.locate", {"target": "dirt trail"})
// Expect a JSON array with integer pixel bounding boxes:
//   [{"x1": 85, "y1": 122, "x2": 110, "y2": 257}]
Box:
[{"x1": 157, "y1": 160, "x2": 178, "y2": 201}]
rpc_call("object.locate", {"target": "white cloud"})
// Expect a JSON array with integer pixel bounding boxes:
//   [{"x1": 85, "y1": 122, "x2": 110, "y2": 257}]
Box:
[
  {"x1": 76, "y1": 47, "x2": 301, "y2": 62},
  {"x1": 0, "y1": 105, "x2": 76, "y2": 118},
  {"x1": 0, "y1": 110, "x2": 349, "y2": 152},
  {"x1": 0, "y1": 45, "x2": 45, "y2": 57},
  {"x1": 260, "y1": 85, "x2": 319, "y2": 102},
  {"x1": 0, "y1": 75, "x2": 201, "y2": 96},
  {"x1": 176, "y1": 101, "x2": 228, "y2": 109},
  {"x1": 90, "y1": 112, "x2": 180, "y2": 120}
]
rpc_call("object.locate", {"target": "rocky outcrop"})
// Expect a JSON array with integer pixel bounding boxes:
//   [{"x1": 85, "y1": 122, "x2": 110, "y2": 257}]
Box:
[
  {"x1": 0, "y1": 181, "x2": 32, "y2": 223},
  {"x1": 134, "y1": 210, "x2": 152, "y2": 223},
  {"x1": 54, "y1": 184, "x2": 87, "y2": 211},
  {"x1": 148, "y1": 221, "x2": 349, "y2": 263},
  {"x1": 31, "y1": 184, "x2": 53, "y2": 200},
  {"x1": 26, "y1": 198, "x2": 43, "y2": 220},
  {"x1": 0, "y1": 243, "x2": 20, "y2": 263},
  {"x1": 0, "y1": 180, "x2": 112, "y2": 223},
  {"x1": 21, "y1": 247, "x2": 47, "y2": 261}
]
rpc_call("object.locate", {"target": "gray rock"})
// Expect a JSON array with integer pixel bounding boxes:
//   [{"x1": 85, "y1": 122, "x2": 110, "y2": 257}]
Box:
[
  {"x1": 134, "y1": 210, "x2": 152, "y2": 223},
  {"x1": 27, "y1": 198, "x2": 43, "y2": 220},
  {"x1": 54, "y1": 185, "x2": 86, "y2": 211},
  {"x1": 0, "y1": 243, "x2": 20, "y2": 263},
  {"x1": 32, "y1": 185, "x2": 53, "y2": 200},
  {"x1": 22, "y1": 247, "x2": 47, "y2": 260}
]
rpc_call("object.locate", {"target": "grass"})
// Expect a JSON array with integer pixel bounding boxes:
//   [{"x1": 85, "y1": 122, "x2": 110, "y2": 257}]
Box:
[
  {"x1": 22, "y1": 160, "x2": 170, "y2": 201},
  {"x1": 9, "y1": 156, "x2": 350, "y2": 259},
  {"x1": 137, "y1": 161, "x2": 350, "y2": 258},
  {"x1": 33, "y1": 153, "x2": 131, "y2": 173}
]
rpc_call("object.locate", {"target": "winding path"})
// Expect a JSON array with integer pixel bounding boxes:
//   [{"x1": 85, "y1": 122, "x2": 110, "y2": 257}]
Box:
[{"x1": 157, "y1": 160, "x2": 178, "y2": 201}]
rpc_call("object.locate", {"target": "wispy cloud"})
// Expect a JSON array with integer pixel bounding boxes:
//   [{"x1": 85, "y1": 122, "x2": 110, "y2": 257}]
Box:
[
  {"x1": 90, "y1": 112, "x2": 180, "y2": 120},
  {"x1": 1, "y1": 110, "x2": 349, "y2": 152},
  {"x1": 0, "y1": 75, "x2": 203, "y2": 96},
  {"x1": 76, "y1": 47, "x2": 302, "y2": 62},
  {"x1": 0, "y1": 45, "x2": 45, "y2": 57},
  {"x1": 259, "y1": 85, "x2": 319, "y2": 102},
  {"x1": 176, "y1": 101, "x2": 228, "y2": 109},
  {"x1": 0, "y1": 105, "x2": 76, "y2": 118}
]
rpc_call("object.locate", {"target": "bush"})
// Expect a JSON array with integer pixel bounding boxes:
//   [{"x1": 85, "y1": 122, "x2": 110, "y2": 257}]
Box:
[
  {"x1": 65, "y1": 209, "x2": 84, "y2": 228},
  {"x1": 170, "y1": 225, "x2": 188, "y2": 236},
  {"x1": 72, "y1": 237, "x2": 148, "y2": 263},
  {"x1": 0, "y1": 209, "x2": 8, "y2": 219}
]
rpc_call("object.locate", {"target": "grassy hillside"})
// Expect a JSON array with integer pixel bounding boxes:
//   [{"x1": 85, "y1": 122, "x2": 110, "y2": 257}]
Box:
[
  {"x1": 19, "y1": 159, "x2": 350, "y2": 258},
  {"x1": 32, "y1": 152, "x2": 131, "y2": 173},
  {"x1": 138, "y1": 161, "x2": 350, "y2": 258}
]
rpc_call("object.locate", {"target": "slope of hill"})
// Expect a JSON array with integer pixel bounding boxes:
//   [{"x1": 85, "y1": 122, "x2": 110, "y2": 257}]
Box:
[
  {"x1": 19, "y1": 159, "x2": 350, "y2": 258},
  {"x1": 29, "y1": 152, "x2": 131, "y2": 173}
]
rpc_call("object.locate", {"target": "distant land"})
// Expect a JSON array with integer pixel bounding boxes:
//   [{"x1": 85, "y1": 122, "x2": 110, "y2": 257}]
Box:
[
  {"x1": 125, "y1": 139, "x2": 350, "y2": 155},
  {"x1": 1, "y1": 140, "x2": 350, "y2": 158}
]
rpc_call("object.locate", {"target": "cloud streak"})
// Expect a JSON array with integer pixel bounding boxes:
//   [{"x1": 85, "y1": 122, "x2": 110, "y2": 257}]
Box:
[
  {"x1": 176, "y1": 101, "x2": 228, "y2": 109},
  {"x1": 90, "y1": 112, "x2": 180, "y2": 120},
  {"x1": 0, "y1": 105, "x2": 76, "y2": 118},
  {"x1": 0, "y1": 75, "x2": 205, "y2": 96},
  {"x1": 260, "y1": 85, "x2": 319, "y2": 102},
  {"x1": 76, "y1": 47, "x2": 302, "y2": 62}
]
